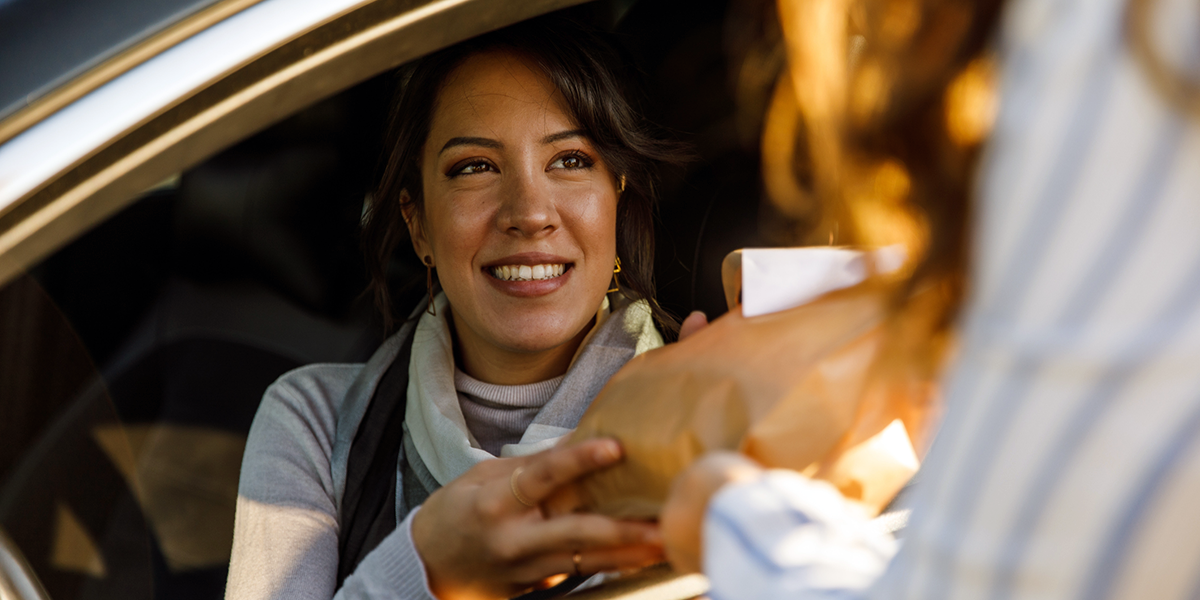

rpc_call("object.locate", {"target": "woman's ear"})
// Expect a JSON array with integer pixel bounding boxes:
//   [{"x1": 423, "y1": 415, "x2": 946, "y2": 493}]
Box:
[{"x1": 401, "y1": 190, "x2": 432, "y2": 264}]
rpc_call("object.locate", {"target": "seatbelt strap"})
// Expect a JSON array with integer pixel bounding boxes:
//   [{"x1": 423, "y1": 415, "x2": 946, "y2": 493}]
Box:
[{"x1": 336, "y1": 328, "x2": 416, "y2": 588}]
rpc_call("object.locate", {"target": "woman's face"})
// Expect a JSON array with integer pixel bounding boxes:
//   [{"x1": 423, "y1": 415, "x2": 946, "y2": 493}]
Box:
[{"x1": 408, "y1": 48, "x2": 619, "y2": 360}]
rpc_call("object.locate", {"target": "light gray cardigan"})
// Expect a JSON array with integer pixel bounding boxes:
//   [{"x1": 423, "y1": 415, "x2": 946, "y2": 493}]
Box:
[{"x1": 225, "y1": 297, "x2": 662, "y2": 600}]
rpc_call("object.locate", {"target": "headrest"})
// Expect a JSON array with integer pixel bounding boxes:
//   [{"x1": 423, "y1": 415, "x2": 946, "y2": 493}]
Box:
[{"x1": 173, "y1": 84, "x2": 387, "y2": 317}]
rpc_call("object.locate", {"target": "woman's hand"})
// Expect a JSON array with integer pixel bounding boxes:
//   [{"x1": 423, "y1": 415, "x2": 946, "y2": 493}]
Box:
[
  {"x1": 659, "y1": 451, "x2": 763, "y2": 574},
  {"x1": 411, "y1": 438, "x2": 664, "y2": 600}
]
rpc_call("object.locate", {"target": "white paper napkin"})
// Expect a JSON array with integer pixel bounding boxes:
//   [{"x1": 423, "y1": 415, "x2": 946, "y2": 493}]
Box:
[{"x1": 741, "y1": 246, "x2": 905, "y2": 318}]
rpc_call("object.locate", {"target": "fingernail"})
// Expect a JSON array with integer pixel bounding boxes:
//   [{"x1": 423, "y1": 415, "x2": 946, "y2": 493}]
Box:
[{"x1": 595, "y1": 440, "x2": 621, "y2": 464}]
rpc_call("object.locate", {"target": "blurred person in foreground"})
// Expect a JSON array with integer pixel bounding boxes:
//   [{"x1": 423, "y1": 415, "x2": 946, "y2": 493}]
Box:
[{"x1": 645, "y1": 0, "x2": 1200, "y2": 597}]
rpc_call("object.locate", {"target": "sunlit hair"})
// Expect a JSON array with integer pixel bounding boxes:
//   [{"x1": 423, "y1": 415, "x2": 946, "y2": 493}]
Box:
[
  {"x1": 767, "y1": 0, "x2": 1004, "y2": 324},
  {"x1": 768, "y1": 0, "x2": 1171, "y2": 343},
  {"x1": 754, "y1": 0, "x2": 1006, "y2": 452},
  {"x1": 362, "y1": 14, "x2": 688, "y2": 334},
  {"x1": 759, "y1": 0, "x2": 1186, "y2": 456}
]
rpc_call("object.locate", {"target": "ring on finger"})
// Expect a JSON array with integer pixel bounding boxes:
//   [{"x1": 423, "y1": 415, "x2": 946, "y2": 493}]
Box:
[
  {"x1": 572, "y1": 551, "x2": 583, "y2": 577},
  {"x1": 510, "y1": 466, "x2": 537, "y2": 508}
]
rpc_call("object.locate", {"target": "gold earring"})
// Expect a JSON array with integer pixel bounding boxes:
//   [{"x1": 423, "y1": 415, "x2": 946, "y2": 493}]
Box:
[
  {"x1": 618, "y1": 175, "x2": 626, "y2": 195},
  {"x1": 607, "y1": 257, "x2": 622, "y2": 294},
  {"x1": 424, "y1": 256, "x2": 437, "y2": 316}
]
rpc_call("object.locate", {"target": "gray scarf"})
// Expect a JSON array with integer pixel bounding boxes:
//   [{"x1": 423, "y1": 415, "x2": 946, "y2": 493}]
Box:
[{"x1": 331, "y1": 293, "x2": 662, "y2": 522}]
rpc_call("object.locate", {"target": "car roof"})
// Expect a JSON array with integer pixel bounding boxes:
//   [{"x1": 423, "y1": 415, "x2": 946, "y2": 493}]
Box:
[{"x1": 0, "y1": 0, "x2": 224, "y2": 123}]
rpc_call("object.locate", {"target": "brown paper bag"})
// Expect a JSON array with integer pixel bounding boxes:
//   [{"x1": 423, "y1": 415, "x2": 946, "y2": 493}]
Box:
[{"x1": 569, "y1": 281, "x2": 893, "y2": 518}]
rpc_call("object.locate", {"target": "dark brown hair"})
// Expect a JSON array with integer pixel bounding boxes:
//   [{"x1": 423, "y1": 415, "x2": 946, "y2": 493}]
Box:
[{"x1": 362, "y1": 14, "x2": 687, "y2": 334}]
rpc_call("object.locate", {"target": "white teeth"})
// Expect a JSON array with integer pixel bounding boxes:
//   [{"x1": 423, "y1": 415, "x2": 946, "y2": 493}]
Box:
[{"x1": 490, "y1": 263, "x2": 568, "y2": 281}]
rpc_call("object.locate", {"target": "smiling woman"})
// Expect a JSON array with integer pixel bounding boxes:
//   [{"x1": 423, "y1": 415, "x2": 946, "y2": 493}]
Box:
[
  {"x1": 407, "y1": 49, "x2": 622, "y2": 385},
  {"x1": 225, "y1": 13, "x2": 687, "y2": 600}
]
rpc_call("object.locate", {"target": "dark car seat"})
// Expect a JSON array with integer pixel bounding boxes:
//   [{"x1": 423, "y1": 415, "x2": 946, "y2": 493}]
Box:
[{"x1": 618, "y1": 0, "x2": 792, "y2": 323}]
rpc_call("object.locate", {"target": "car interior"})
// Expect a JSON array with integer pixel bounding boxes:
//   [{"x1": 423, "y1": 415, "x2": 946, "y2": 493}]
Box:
[{"x1": 0, "y1": 0, "x2": 809, "y2": 597}]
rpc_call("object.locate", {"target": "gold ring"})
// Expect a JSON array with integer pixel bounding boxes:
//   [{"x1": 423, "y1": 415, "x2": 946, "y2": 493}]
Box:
[
  {"x1": 572, "y1": 551, "x2": 583, "y2": 577},
  {"x1": 510, "y1": 466, "x2": 537, "y2": 508}
]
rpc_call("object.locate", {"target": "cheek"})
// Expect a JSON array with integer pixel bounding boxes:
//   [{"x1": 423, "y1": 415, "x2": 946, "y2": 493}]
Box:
[
  {"x1": 572, "y1": 190, "x2": 620, "y2": 249},
  {"x1": 596, "y1": 198, "x2": 620, "y2": 258},
  {"x1": 572, "y1": 193, "x2": 620, "y2": 291},
  {"x1": 425, "y1": 199, "x2": 492, "y2": 264}
]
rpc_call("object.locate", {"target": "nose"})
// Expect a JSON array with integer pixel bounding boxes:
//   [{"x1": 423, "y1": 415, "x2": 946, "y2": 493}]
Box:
[{"x1": 496, "y1": 169, "x2": 560, "y2": 237}]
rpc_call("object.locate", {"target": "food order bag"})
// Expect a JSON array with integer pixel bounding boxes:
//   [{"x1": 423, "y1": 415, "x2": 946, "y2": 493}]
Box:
[{"x1": 568, "y1": 247, "x2": 932, "y2": 519}]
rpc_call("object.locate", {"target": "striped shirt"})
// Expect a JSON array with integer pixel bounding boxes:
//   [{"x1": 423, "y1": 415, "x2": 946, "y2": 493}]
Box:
[{"x1": 704, "y1": 0, "x2": 1200, "y2": 598}]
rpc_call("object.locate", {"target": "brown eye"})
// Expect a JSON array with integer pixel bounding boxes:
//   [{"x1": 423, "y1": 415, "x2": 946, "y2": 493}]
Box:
[
  {"x1": 550, "y1": 152, "x2": 594, "y2": 170},
  {"x1": 448, "y1": 159, "x2": 496, "y2": 177}
]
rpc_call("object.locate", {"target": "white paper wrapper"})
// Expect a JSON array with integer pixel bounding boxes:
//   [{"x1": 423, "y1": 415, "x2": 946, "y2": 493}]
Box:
[{"x1": 741, "y1": 246, "x2": 906, "y2": 317}]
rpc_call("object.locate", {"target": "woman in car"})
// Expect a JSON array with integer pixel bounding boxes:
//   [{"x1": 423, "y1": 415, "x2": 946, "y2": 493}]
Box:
[{"x1": 226, "y1": 14, "x2": 683, "y2": 600}]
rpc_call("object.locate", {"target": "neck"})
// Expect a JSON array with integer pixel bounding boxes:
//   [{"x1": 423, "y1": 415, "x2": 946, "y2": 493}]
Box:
[{"x1": 449, "y1": 311, "x2": 593, "y2": 385}]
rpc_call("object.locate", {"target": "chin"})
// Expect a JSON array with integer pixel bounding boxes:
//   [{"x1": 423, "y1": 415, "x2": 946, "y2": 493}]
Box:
[
  {"x1": 484, "y1": 295, "x2": 598, "y2": 350},
  {"x1": 496, "y1": 325, "x2": 584, "y2": 354},
  {"x1": 489, "y1": 307, "x2": 590, "y2": 351}
]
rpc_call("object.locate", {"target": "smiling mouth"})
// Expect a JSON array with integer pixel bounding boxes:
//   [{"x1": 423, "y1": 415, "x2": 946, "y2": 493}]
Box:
[{"x1": 489, "y1": 263, "x2": 569, "y2": 281}]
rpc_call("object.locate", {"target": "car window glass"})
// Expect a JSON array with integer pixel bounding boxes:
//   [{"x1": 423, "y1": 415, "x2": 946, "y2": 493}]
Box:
[{"x1": 0, "y1": 0, "x2": 225, "y2": 121}]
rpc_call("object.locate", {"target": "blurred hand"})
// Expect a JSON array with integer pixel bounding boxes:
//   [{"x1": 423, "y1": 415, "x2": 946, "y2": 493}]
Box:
[
  {"x1": 569, "y1": 286, "x2": 886, "y2": 518},
  {"x1": 659, "y1": 451, "x2": 763, "y2": 573},
  {"x1": 538, "y1": 310, "x2": 710, "y2": 518},
  {"x1": 412, "y1": 438, "x2": 664, "y2": 600}
]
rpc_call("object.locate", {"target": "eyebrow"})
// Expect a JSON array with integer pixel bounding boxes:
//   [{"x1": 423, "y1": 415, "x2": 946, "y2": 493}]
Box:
[
  {"x1": 541, "y1": 129, "x2": 588, "y2": 144},
  {"x1": 437, "y1": 129, "x2": 589, "y2": 156},
  {"x1": 439, "y1": 136, "x2": 502, "y2": 155}
]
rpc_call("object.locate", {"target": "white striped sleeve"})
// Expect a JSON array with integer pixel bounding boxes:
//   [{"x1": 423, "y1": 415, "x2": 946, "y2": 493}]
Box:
[{"x1": 703, "y1": 471, "x2": 896, "y2": 600}]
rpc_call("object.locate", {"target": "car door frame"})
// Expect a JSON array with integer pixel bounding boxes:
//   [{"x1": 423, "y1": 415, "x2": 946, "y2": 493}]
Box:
[{"x1": 0, "y1": 0, "x2": 589, "y2": 290}]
